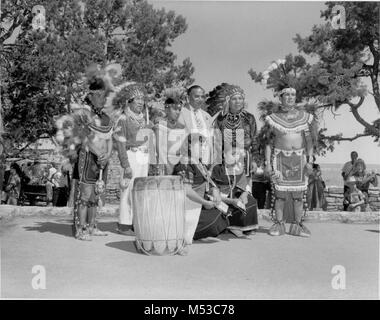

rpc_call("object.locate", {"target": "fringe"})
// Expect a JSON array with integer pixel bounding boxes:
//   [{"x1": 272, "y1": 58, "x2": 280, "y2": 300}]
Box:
[
  {"x1": 265, "y1": 113, "x2": 313, "y2": 134},
  {"x1": 274, "y1": 148, "x2": 304, "y2": 156},
  {"x1": 274, "y1": 184, "x2": 308, "y2": 192}
]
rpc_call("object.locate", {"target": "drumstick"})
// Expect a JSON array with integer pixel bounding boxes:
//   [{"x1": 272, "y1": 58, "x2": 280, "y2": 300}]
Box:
[{"x1": 146, "y1": 103, "x2": 149, "y2": 124}]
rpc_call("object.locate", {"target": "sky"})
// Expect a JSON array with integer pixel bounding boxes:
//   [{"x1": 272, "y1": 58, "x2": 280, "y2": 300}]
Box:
[{"x1": 150, "y1": 0, "x2": 380, "y2": 165}]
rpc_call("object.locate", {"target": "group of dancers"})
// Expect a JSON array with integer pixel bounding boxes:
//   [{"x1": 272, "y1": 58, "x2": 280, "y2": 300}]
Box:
[{"x1": 56, "y1": 64, "x2": 319, "y2": 249}]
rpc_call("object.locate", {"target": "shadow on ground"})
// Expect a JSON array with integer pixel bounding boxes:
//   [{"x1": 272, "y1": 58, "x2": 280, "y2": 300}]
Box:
[
  {"x1": 24, "y1": 221, "x2": 73, "y2": 238},
  {"x1": 22, "y1": 219, "x2": 271, "y2": 244},
  {"x1": 105, "y1": 240, "x2": 140, "y2": 255},
  {"x1": 365, "y1": 229, "x2": 380, "y2": 233},
  {"x1": 23, "y1": 221, "x2": 119, "y2": 238}
]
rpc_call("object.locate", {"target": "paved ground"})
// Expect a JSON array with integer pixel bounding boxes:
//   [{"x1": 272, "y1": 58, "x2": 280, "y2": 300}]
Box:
[{"x1": 0, "y1": 215, "x2": 379, "y2": 299}]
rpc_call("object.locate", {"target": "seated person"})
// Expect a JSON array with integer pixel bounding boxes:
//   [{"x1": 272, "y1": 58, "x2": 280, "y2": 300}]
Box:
[
  {"x1": 211, "y1": 147, "x2": 258, "y2": 238},
  {"x1": 352, "y1": 159, "x2": 378, "y2": 211},
  {"x1": 343, "y1": 177, "x2": 365, "y2": 212},
  {"x1": 173, "y1": 158, "x2": 229, "y2": 245}
]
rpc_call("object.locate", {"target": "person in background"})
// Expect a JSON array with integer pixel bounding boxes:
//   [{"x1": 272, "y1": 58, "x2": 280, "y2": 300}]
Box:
[
  {"x1": 5, "y1": 163, "x2": 22, "y2": 205},
  {"x1": 46, "y1": 162, "x2": 58, "y2": 207},
  {"x1": 307, "y1": 163, "x2": 327, "y2": 211},
  {"x1": 352, "y1": 158, "x2": 378, "y2": 211},
  {"x1": 251, "y1": 160, "x2": 271, "y2": 209},
  {"x1": 23, "y1": 162, "x2": 33, "y2": 182},
  {"x1": 1, "y1": 163, "x2": 11, "y2": 204},
  {"x1": 343, "y1": 176, "x2": 365, "y2": 212},
  {"x1": 341, "y1": 151, "x2": 359, "y2": 211},
  {"x1": 29, "y1": 161, "x2": 46, "y2": 185},
  {"x1": 51, "y1": 164, "x2": 70, "y2": 207}
]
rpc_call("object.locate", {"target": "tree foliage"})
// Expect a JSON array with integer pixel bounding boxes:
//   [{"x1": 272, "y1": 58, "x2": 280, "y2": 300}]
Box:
[
  {"x1": 249, "y1": 1, "x2": 380, "y2": 152},
  {"x1": 1, "y1": 0, "x2": 194, "y2": 156}
]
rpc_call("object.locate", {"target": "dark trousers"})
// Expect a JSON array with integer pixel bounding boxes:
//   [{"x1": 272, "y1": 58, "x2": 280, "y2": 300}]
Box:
[
  {"x1": 343, "y1": 185, "x2": 349, "y2": 211},
  {"x1": 53, "y1": 187, "x2": 69, "y2": 207},
  {"x1": 252, "y1": 182, "x2": 271, "y2": 209}
]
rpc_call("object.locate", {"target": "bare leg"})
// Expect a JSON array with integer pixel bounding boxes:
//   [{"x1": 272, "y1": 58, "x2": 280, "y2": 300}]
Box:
[
  {"x1": 77, "y1": 203, "x2": 92, "y2": 241},
  {"x1": 76, "y1": 183, "x2": 92, "y2": 241},
  {"x1": 87, "y1": 206, "x2": 96, "y2": 225},
  {"x1": 78, "y1": 204, "x2": 88, "y2": 226},
  {"x1": 294, "y1": 199, "x2": 303, "y2": 223},
  {"x1": 275, "y1": 198, "x2": 285, "y2": 222},
  {"x1": 88, "y1": 204, "x2": 107, "y2": 236}
]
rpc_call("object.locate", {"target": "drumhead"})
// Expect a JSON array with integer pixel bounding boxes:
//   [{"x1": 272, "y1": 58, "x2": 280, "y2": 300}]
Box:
[{"x1": 133, "y1": 175, "x2": 183, "y2": 191}]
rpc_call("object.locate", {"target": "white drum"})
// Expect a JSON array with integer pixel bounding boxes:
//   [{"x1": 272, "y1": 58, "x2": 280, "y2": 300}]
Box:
[{"x1": 132, "y1": 176, "x2": 186, "y2": 255}]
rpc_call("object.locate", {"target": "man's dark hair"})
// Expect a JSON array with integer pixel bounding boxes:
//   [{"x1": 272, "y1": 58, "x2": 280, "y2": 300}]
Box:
[
  {"x1": 165, "y1": 97, "x2": 175, "y2": 105},
  {"x1": 351, "y1": 151, "x2": 358, "y2": 156},
  {"x1": 187, "y1": 85, "x2": 204, "y2": 96}
]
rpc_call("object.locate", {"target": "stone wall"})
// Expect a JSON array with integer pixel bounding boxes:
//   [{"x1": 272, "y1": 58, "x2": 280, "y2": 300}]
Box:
[
  {"x1": 95, "y1": 152, "x2": 380, "y2": 212},
  {"x1": 324, "y1": 186, "x2": 380, "y2": 212}
]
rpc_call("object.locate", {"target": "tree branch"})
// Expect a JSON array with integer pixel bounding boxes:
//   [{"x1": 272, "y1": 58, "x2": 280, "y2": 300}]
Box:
[
  {"x1": 346, "y1": 97, "x2": 380, "y2": 137},
  {"x1": 368, "y1": 42, "x2": 380, "y2": 111},
  {"x1": 324, "y1": 133, "x2": 372, "y2": 142},
  {"x1": 347, "y1": 96, "x2": 365, "y2": 109}
]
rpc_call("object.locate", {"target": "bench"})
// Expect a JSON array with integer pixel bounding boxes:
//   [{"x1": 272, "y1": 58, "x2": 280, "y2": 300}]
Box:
[{"x1": 19, "y1": 184, "x2": 49, "y2": 206}]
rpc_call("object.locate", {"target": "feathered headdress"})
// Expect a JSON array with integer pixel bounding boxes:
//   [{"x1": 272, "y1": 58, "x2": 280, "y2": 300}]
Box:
[
  {"x1": 162, "y1": 87, "x2": 186, "y2": 106},
  {"x1": 111, "y1": 83, "x2": 146, "y2": 110},
  {"x1": 54, "y1": 111, "x2": 92, "y2": 161},
  {"x1": 85, "y1": 63, "x2": 115, "y2": 93},
  {"x1": 206, "y1": 83, "x2": 246, "y2": 117},
  {"x1": 255, "y1": 56, "x2": 310, "y2": 101},
  {"x1": 55, "y1": 63, "x2": 117, "y2": 161}
]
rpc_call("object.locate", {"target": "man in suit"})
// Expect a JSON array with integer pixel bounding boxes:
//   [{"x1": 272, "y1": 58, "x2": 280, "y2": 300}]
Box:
[{"x1": 178, "y1": 85, "x2": 215, "y2": 165}]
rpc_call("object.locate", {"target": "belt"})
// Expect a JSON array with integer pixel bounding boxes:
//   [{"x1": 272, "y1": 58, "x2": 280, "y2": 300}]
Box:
[{"x1": 128, "y1": 146, "x2": 149, "y2": 153}]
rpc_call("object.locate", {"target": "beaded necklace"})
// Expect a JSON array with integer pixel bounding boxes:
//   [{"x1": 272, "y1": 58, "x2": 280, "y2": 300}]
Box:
[
  {"x1": 126, "y1": 107, "x2": 146, "y2": 128},
  {"x1": 224, "y1": 112, "x2": 242, "y2": 130}
]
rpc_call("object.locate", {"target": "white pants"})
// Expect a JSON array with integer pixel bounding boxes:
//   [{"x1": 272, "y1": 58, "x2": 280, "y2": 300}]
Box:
[
  {"x1": 119, "y1": 150, "x2": 149, "y2": 225},
  {"x1": 182, "y1": 183, "x2": 205, "y2": 245}
]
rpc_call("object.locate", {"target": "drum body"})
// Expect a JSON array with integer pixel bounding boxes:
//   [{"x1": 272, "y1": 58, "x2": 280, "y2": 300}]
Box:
[{"x1": 132, "y1": 175, "x2": 186, "y2": 255}]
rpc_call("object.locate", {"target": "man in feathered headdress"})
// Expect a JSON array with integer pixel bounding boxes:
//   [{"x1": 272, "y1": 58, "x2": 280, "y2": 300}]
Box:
[
  {"x1": 113, "y1": 83, "x2": 155, "y2": 235},
  {"x1": 206, "y1": 83, "x2": 259, "y2": 179},
  {"x1": 56, "y1": 64, "x2": 114, "y2": 241},
  {"x1": 262, "y1": 85, "x2": 317, "y2": 237}
]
